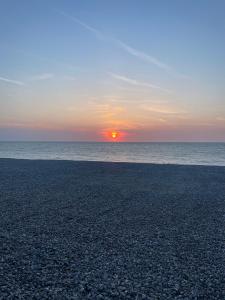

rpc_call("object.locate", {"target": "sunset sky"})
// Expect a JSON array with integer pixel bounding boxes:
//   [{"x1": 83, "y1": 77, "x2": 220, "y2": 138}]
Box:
[{"x1": 0, "y1": 0, "x2": 225, "y2": 141}]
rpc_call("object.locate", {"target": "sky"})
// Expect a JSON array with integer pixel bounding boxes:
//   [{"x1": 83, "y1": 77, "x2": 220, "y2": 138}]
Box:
[{"x1": 0, "y1": 0, "x2": 225, "y2": 141}]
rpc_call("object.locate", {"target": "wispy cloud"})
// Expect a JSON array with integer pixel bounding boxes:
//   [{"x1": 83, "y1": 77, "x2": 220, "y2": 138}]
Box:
[
  {"x1": 115, "y1": 41, "x2": 188, "y2": 78},
  {"x1": 58, "y1": 11, "x2": 187, "y2": 77},
  {"x1": 0, "y1": 76, "x2": 25, "y2": 86},
  {"x1": 115, "y1": 40, "x2": 171, "y2": 72},
  {"x1": 58, "y1": 11, "x2": 104, "y2": 40},
  {"x1": 30, "y1": 73, "x2": 54, "y2": 81},
  {"x1": 141, "y1": 104, "x2": 187, "y2": 115},
  {"x1": 110, "y1": 73, "x2": 171, "y2": 93},
  {"x1": 63, "y1": 75, "x2": 77, "y2": 81},
  {"x1": 216, "y1": 116, "x2": 225, "y2": 121}
]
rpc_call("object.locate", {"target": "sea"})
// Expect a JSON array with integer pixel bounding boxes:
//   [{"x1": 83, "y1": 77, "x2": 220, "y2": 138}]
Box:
[{"x1": 0, "y1": 142, "x2": 225, "y2": 166}]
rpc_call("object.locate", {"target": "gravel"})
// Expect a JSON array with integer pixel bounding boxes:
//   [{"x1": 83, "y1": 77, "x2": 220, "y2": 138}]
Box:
[{"x1": 0, "y1": 158, "x2": 225, "y2": 299}]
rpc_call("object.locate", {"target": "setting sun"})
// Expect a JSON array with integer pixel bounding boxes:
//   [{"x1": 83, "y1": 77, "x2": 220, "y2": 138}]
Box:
[
  {"x1": 102, "y1": 130, "x2": 125, "y2": 142},
  {"x1": 111, "y1": 131, "x2": 118, "y2": 139}
]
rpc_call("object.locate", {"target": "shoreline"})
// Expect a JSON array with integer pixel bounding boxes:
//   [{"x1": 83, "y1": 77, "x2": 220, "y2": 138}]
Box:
[
  {"x1": 1, "y1": 157, "x2": 225, "y2": 168},
  {"x1": 1, "y1": 159, "x2": 225, "y2": 299}
]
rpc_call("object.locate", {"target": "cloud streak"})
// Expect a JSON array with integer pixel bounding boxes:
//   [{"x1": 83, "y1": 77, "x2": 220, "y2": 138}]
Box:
[
  {"x1": 110, "y1": 73, "x2": 171, "y2": 93},
  {"x1": 58, "y1": 11, "x2": 104, "y2": 40},
  {"x1": 30, "y1": 73, "x2": 54, "y2": 81},
  {"x1": 0, "y1": 76, "x2": 25, "y2": 86},
  {"x1": 58, "y1": 11, "x2": 187, "y2": 77},
  {"x1": 141, "y1": 104, "x2": 187, "y2": 115},
  {"x1": 115, "y1": 40, "x2": 171, "y2": 72}
]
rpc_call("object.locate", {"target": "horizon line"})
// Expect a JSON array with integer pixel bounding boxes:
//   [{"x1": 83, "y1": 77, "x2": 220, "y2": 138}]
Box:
[{"x1": 0, "y1": 140, "x2": 224, "y2": 143}]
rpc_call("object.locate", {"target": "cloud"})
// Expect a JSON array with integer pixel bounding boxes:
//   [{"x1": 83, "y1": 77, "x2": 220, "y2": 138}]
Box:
[
  {"x1": 30, "y1": 73, "x2": 54, "y2": 81},
  {"x1": 141, "y1": 104, "x2": 186, "y2": 115},
  {"x1": 58, "y1": 11, "x2": 188, "y2": 77},
  {"x1": 0, "y1": 76, "x2": 25, "y2": 86},
  {"x1": 58, "y1": 11, "x2": 104, "y2": 40},
  {"x1": 110, "y1": 73, "x2": 171, "y2": 93},
  {"x1": 63, "y1": 75, "x2": 77, "y2": 81},
  {"x1": 216, "y1": 116, "x2": 225, "y2": 121},
  {"x1": 115, "y1": 40, "x2": 171, "y2": 72}
]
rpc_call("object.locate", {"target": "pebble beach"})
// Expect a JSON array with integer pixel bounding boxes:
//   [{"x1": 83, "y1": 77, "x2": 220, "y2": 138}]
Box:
[{"x1": 1, "y1": 158, "x2": 225, "y2": 299}]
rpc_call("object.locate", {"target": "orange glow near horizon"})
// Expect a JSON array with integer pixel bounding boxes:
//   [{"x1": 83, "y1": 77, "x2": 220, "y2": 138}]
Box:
[
  {"x1": 111, "y1": 131, "x2": 118, "y2": 139},
  {"x1": 102, "y1": 130, "x2": 126, "y2": 142}
]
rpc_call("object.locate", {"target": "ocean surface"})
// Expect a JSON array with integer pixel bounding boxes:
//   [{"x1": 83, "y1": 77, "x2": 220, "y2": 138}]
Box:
[{"x1": 0, "y1": 142, "x2": 225, "y2": 166}]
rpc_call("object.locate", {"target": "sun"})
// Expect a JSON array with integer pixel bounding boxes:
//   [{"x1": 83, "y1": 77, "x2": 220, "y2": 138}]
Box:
[
  {"x1": 111, "y1": 131, "x2": 118, "y2": 139},
  {"x1": 103, "y1": 129, "x2": 125, "y2": 141}
]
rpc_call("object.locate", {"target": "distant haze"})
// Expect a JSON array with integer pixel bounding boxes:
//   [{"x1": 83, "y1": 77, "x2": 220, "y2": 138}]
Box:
[{"x1": 0, "y1": 0, "x2": 225, "y2": 142}]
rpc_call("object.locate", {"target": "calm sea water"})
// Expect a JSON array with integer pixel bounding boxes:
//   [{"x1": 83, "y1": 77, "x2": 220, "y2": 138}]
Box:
[{"x1": 0, "y1": 142, "x2": 225, "y2": 166}]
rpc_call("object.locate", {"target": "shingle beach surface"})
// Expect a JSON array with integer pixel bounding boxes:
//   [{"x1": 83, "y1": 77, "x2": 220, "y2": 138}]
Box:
[{"x1": 0, "y1": 159, "x2": 225, "y2": 299}]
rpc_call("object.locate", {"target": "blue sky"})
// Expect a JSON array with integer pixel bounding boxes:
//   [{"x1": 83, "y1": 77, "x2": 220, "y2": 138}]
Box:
[{"x1": 0, "y1": 0, "x2": 225, "y2": 141}]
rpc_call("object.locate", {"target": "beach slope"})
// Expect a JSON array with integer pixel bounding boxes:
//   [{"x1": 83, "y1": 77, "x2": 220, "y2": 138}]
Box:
[{"x1": 0, "y1": 159, "x2": 225, "y2": 299}]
